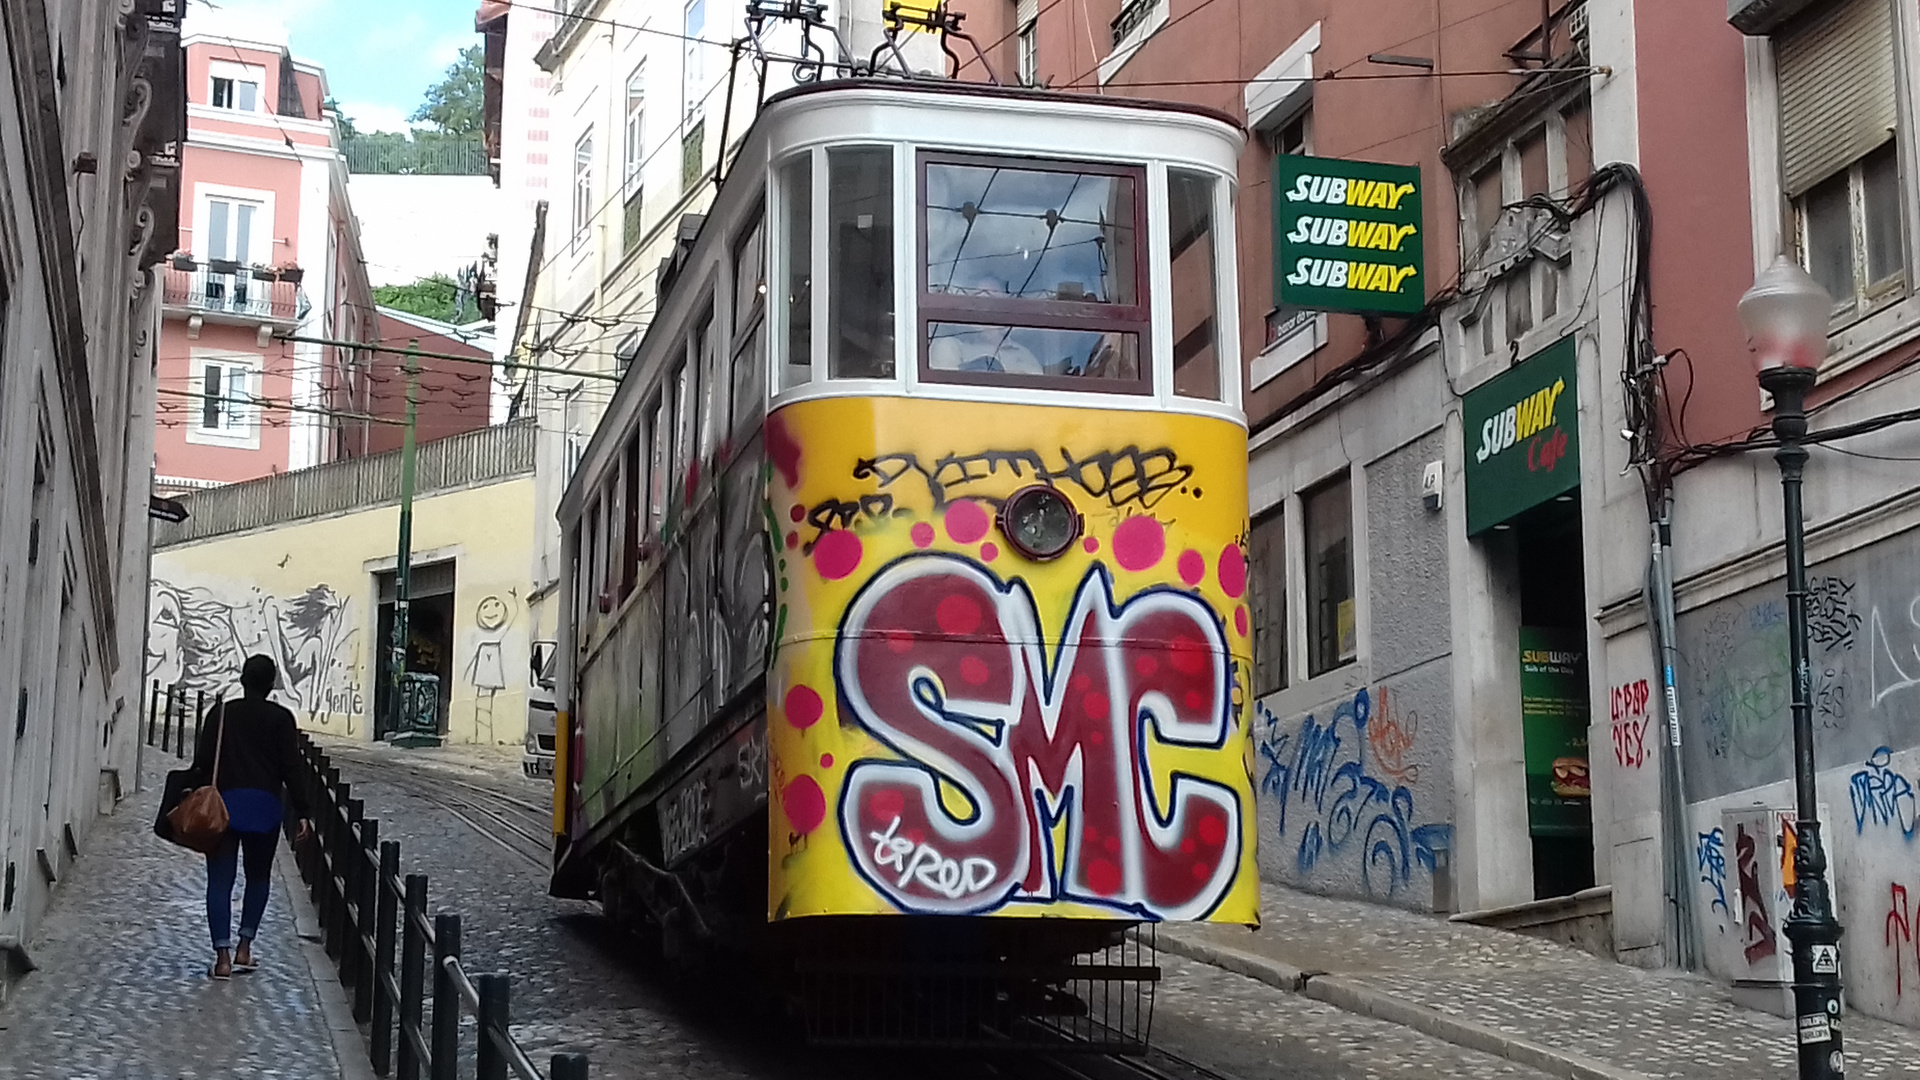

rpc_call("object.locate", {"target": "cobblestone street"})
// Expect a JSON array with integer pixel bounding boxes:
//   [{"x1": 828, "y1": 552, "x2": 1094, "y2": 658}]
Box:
[
  {"x1": 0, "y1": 752, "x2": 355, "y2": 1080},
  {"x1": 319, "y1": 738, "x2": 1558, "y2": 1080}
]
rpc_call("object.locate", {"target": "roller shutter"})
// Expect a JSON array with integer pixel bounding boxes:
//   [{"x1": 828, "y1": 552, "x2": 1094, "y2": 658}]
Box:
[{"x1": 1777, "y1": 0, "x2": 1897, "y2": 196}]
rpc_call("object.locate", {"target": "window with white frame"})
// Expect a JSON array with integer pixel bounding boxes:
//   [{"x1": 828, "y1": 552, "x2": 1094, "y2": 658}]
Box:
[
  {"x1": 209, "y1": 62, "x2": 263, "y2": 111},
  {"x1": 1777, "y1": 0, "x2": 1905, "y2": 320},
  {"x1": 623, "y1": 64, "x2": 646, "y2": 198},
  {"x1": 684, "y1": 0, "x2": 707, "y2": 119},
  {"x1": 572, "y1": 129, "x2": 594, "y2": 249},
  {"x1": 1014, "y1": 0, "x2": 1038, "y2": 85},
  {"x1": 201, "y1": 195, "x2": 265, "y2": 311},
  {"x1": 196, "y1": 358, "x2": 256, "y2": 436}
]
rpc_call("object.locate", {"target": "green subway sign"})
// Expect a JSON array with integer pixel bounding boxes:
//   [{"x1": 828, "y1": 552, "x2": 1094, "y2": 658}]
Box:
[
  {"x1": 1464, "y1": 336, "x2": 1580, "y2": 536},
  {"x1": 1272, "y1": 155, "x2": 1424, "y2": 316}
]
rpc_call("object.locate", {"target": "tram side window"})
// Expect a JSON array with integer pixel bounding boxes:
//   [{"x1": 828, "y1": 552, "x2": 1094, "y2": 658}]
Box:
[
  {"x1": 621, "y1": 432, "x2": 642, "y2": 597},
  {"x1": 1168, "y1": 169, "x2": 1221, "y2": 401},
  {"x1": 670, "y1": 360, "x2": 694, "y2": 510},
  {"x1": 779, "y1": 156, "x2": 812, "y2": 389},
  {"x1": 921, "y1": 154, "x2": 1148, "y2": 390},
  {"x1": 696, "y1": 310, "x2": 727, "y2": 467},
  {"x1": 586, "y1": 498, "x2": 605, "y2": 619},
  {"x1": 828, "y1": 147, "x2": 895, "y2": 378},
  {"x1": 647, "y1": 395, "x2": 668, "y2": 538},
  {"x1": 732, "y1": 214, "x2": 769, "y2": 436}
]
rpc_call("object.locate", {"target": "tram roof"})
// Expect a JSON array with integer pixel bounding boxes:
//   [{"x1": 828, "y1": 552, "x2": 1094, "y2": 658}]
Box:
[{"x1": 758, "y1": 76, "x2": 1244, "y2": 134}]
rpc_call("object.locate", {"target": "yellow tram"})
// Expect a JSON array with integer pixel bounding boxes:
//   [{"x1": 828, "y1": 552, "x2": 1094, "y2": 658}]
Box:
[{"x1": 551, "y1": 75, "x2": 1255, "y2": 1046}]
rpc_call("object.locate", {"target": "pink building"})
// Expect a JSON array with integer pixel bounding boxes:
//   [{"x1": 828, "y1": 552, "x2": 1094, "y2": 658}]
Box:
[{"x1": 157, "y1": 33, "x2": 376, "y2": 494}]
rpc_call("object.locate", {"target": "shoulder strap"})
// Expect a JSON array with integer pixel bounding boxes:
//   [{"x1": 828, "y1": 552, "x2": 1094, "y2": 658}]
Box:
[{"x1": 210, "y1": 699, "x2": 228, "y2": 784}]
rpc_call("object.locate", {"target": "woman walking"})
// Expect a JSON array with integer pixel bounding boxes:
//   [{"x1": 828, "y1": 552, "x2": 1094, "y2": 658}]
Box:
[{"x1": 190, "y1": 654, "x2": 312, "y2": 979}]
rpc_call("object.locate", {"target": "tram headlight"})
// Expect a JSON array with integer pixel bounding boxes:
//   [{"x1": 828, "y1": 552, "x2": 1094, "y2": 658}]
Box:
[{"x1": 998, "y1": 485, "x2": 1083, "y2": 562}]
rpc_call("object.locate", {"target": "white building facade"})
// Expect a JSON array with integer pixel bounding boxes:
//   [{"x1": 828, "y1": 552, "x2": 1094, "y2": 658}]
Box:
[{"x1": 0, "y1": 0, "x2": 182, "y2": 987}]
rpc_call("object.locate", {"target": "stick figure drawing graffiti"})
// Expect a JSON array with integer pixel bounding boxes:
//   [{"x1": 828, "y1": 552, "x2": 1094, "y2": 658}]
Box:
[{"x1": 465, "y1": 593, "x2": 515, "y2": 742}]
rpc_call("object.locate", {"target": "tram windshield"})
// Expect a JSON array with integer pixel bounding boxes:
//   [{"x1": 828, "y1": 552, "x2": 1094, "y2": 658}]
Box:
[{"x1": 919, "y1": 154, "x2": 1150, "y2": 391}]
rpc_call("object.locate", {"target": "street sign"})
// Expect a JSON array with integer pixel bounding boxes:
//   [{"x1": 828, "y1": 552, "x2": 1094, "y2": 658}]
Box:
[{"x1": 1272, "y1": 154, "x2": 1424, "y2": 315}]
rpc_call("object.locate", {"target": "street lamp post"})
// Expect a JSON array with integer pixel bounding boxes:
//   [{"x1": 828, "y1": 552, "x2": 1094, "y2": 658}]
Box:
[{"x1": 1737, "y1": 255, "x2": 1846, "y2": 1080}]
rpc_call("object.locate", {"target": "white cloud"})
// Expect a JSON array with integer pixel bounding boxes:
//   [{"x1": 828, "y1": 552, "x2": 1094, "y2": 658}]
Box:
[{"x1": 338, "y1": 101, "x2": 415, "y2": 135}]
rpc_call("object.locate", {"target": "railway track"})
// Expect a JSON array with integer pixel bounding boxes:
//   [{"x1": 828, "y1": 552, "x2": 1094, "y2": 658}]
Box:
[{"x1": 326, "y1": 749, "x2": 553, "y2": 871}]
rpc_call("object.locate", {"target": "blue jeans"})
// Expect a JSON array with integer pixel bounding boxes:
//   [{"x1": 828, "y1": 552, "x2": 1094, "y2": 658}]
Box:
[{"x1": 206, "y1": 829, "x2": 279, "y2": 949}]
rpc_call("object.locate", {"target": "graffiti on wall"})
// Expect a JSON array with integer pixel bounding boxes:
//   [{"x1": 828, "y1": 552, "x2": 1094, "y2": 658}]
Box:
[
  {"x1": 1611, "y1": 678, "x2": 1652, "y2": 770},
  {"x1": 1734, "y1": 819, "x2": 1778, "y2": 965},
  {"x1": 1255, "y1": 688, "x2": 1452, "y2": 901},
  {"x1": 1851, "y1": 746, "x2": 1918, "y2": 840},
  {"x1": 1888, "y1": 883, "x2": 1918, "y2": 1000},
  {"x1": 147, "y1": 578, "x2": 359, "y2": 725},
  {"x1": 764, "y1": 397, "x2": 1258, "y2": 923},
  {"x1": 463, "y1": 592, "x2": 516, "y2": 742},
  {"x1": 1697, "y1": 827, "x2": 1728, "y2": 921}
]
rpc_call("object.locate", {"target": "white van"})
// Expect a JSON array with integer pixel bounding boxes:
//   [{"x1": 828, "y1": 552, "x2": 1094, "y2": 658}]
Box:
[{"x1": 523, "y1": 640, "x2": 557, "y2": 779}]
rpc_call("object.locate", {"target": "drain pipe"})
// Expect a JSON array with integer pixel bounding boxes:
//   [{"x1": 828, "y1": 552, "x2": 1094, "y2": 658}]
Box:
[{"x1": 1646, "y1": 501, "x2": 1700, "y2": 970}]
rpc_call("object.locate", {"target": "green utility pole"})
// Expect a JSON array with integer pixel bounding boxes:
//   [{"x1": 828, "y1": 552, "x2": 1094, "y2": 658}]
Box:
[{"x1": 388, "y1": 341, "x2": 440, "y2": 747}]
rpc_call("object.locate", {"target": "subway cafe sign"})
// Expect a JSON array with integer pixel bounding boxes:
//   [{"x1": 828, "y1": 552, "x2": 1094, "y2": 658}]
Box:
[
  {"x1": 1464, "y1": 336, "x2": 1580, "y2": 535},
  {"x1": 1273, "y1": 155, "x2": 1424, "y2": 316}
]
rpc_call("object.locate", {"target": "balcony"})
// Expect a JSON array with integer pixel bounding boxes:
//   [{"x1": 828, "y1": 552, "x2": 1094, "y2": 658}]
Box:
[
  {"x1": 161, "y1": 262, "x2": 307, "y2": 326},
  {"x1": 1110, "y1": 0, "x2": 1160, "y2": 47}
]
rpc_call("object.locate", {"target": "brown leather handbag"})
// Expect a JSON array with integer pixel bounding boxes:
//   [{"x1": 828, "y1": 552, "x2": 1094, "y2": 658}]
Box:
[{"x1": 167, "y1": 703, "x2": 229, "y2": 854}]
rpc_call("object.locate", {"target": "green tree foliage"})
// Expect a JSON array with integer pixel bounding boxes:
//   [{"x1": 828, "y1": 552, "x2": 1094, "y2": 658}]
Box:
[
  {"x1": 374, "y1": 275, "x2": 462, "y2": 323},
  {"x1": 410, "y1": 45, "x2": 485, "y2": 137}
]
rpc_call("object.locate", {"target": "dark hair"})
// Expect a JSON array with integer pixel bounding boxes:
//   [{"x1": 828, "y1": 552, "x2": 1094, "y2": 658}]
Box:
[{"x1": 241, "y1": 654, "x2": 277, "y2": 696}]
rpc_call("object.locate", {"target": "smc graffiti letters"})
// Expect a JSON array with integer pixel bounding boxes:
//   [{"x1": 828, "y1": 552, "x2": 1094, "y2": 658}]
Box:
[{"x1": 834, "y1": 556, "x2": 1240, "y2": 920}]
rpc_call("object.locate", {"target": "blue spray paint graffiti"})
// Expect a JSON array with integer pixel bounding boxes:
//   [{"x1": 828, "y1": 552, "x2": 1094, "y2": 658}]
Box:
[
  {"x1": 1696, "y1": 827, "x2": 1729, "y2": 919},
  {"x1": 1256, "y1": 689, "x2": 1451, "y2": 900},
  {"x1": 1850, "y1": 746, "x2": 1918, "y2": 840}
]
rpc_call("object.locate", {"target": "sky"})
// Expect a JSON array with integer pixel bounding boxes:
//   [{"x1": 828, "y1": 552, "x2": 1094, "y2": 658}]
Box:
[{"x1": 189, "y1": 0, "x2": 480, "y2": 134}]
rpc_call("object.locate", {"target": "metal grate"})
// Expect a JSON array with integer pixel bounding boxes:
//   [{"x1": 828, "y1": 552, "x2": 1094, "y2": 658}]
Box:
[{"x1": 787, "y1": 917, "x2": 1157, "y2": 1052}]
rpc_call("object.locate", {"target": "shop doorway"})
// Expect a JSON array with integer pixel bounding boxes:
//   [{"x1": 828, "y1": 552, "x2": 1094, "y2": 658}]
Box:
[
  {"x1": 372, "y1": 560, "x2": 456, "y2": 740},
  {"x1": 1511, "y1": 493, "x2": 1595, "y2": 899}
]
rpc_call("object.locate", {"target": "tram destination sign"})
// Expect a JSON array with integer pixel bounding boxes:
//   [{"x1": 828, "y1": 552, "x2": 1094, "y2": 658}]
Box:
[
  {"x1": 1273, "y1": 155, "x2": 1424, "y2": 316},
  {"x1": 1463, "y1": 335, "x2": 1580, "y2": 536}
]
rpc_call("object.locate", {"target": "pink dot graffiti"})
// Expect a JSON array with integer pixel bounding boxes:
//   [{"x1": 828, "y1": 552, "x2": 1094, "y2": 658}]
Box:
[
  {"x1": 1082, "y1": 537, "x2": 1100, "y2": 554},
  {"x1": 1234, "y1": 606, "x2": 1249, "y2": 638},
  {"x1": 813, "y1": 530, "x2": 864, "y2": 580},
  {"x1": 980, "y1": 542, "x2": 1000, "y2": 563},
  {"x1": 1218, "y1": 545, "x2": 1247, "y2": 599},
  {"x1": 783, "y1": 775, "x2": 827, "y2": 835},
  {"x1": 1112, "y1": 517, "x2": 1166, "y2": 572},
  {"x1": 1177, "y1": 550, "x2": 1206, "y2": 586},
  {"x1": 910, "y1": 522, "x2": 936, "y2": 548},
  {"x1": 784, "y1": 684, "x2": 824, "y2": 729},
  {"x1": 944, "y1": 501, "x2": 990, "y2": 544}
]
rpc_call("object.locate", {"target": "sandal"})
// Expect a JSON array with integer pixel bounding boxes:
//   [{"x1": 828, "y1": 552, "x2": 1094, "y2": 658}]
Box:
[{"x1": 233, "y1": 958, "x2": 258, "y2": 974}]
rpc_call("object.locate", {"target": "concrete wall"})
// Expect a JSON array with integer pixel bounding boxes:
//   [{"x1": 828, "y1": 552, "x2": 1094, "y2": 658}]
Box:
[
  {"x1": 348, "y1": 175, "x2": 500, "y2": 287},
  {"x1": 148, "y1": 475, "x2": 538, "y2": 746},
  {"x1": 1249, "y1": 355, "x2": 1458, "y2": 911}
]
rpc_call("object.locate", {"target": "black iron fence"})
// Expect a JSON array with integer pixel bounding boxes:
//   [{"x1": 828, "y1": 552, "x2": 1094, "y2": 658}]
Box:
[{"x1": 143, "y1": 681, "x2": 589, "y2": 1080}]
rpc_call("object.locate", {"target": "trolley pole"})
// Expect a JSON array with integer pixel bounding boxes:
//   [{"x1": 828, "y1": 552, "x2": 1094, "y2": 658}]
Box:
[{"x1": 388, "y1": 341, "x2": 428, "y2": 747}]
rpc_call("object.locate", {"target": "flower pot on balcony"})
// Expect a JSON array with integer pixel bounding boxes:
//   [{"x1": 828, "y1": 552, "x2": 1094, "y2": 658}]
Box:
[
  {"x1": 251, "y1": 266, "x2": 277, "y2": 281},
  {"x1": 276, "y1": 266, "x2": 304, "y2": 284},
  {"x1": 170, "y1": 254, "x2": 195, "y2": 271},
  {"x1": 208, "y1": 258, "x2": 241, "y2": 275}
]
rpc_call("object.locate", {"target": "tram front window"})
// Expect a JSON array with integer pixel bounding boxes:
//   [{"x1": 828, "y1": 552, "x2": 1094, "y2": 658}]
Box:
[{"x1": 920, "y1": 154, "x2": 1149, "y2": 391}]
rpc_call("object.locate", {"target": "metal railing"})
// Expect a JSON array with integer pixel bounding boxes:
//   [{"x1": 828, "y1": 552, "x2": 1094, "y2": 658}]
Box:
[
  {"x1": 143, "y1": 681, "x2": 590, "y2": 1080},
  {"x1": 1109, "y1": 0, "x2": 1159, "y2": 46},
  {"x1": 161, "y1": 267, "x2": 305, "y2": 321},
  {"x1": 343, "y1": 137, "x2": 491, "y2": 176},
  {"x1": 152, "y1": 419, "x2": 535, "y2": 547}
]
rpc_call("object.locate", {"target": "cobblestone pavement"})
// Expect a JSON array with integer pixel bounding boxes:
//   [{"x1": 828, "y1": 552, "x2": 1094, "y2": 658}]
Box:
[
  {"x1": 1165, "y1": 881, "x2": 1920, "y2": 1079},
  {"x1": 0, "y1": 753, "x2": 350, "y2": 1080},
  {"x1": 320, "y1": 737, "x2": 1560, "y2": 1080}
]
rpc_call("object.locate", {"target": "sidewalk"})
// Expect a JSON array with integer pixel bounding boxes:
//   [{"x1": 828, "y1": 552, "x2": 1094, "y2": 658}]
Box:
[
  {"x1": 0, "y1": 753, "x2": 365, "y2": 1080},
  {"x1": 1160, "y1": 881, "x2": 1920, "y2": 1080}
]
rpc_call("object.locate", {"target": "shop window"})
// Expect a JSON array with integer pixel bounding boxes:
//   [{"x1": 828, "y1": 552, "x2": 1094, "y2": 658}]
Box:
[
  {"x1": 828, "y1": 147, "x2": 895, "y2": 378},
  {"x1": 1248, "y1": 509, "x2": 1287, "y2": 695},
  {"x1": 1304, "y1": 472, "x2": 1355, "y2": 676}
]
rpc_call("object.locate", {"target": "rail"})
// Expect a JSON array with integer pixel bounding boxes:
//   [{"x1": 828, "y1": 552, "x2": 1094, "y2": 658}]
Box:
[{"x1": 143, "y1": 681, "x2": 589, "y2": 1080}]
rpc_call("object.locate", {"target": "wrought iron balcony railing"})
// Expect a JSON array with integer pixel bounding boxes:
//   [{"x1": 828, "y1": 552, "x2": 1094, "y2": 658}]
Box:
[
  {"x1": 162, "y1": 266, "x2": 306, "y2": 322},
  {"x1": 1110, "y1": 0, "x2": 1160, "y2": 47}
]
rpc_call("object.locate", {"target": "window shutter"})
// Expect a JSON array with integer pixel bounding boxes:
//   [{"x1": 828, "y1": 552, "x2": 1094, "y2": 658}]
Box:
[
  {"x1": 1777, "y1": 0, "x2": 1897, "y2": 197},
  {"x1": 1016, "y1": 0, "x2": 1037, "y2": 26}
]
